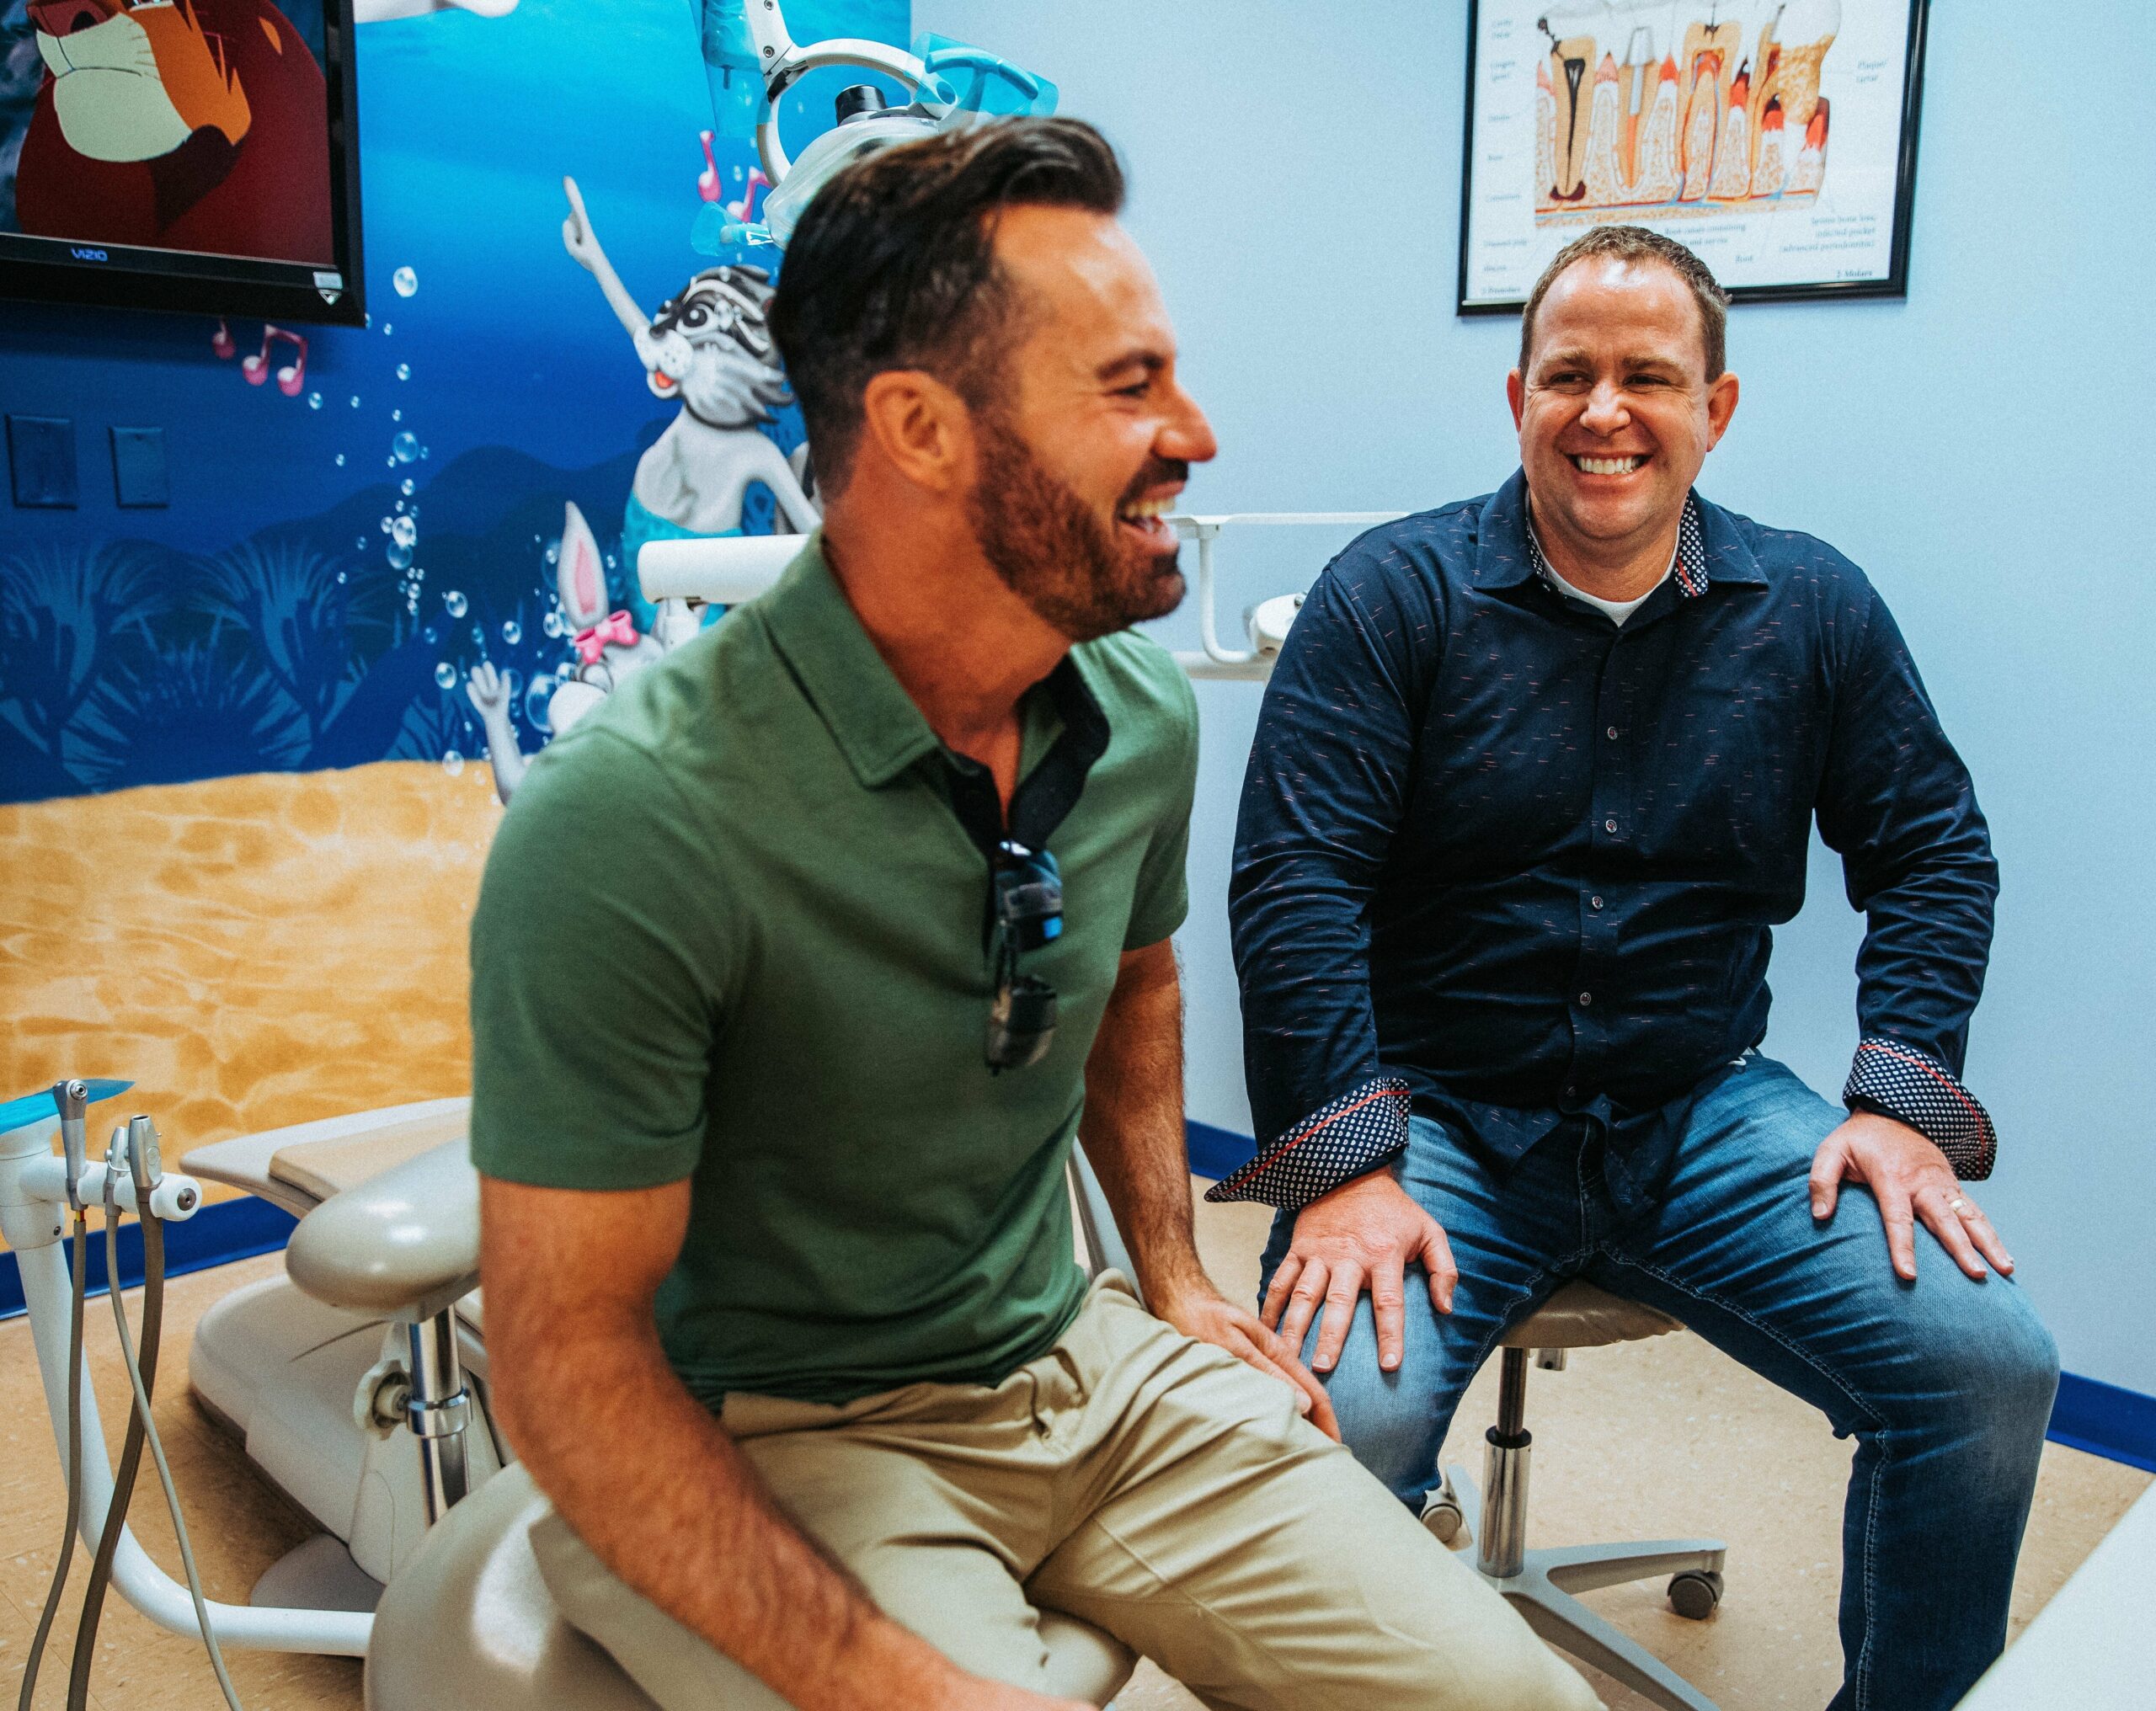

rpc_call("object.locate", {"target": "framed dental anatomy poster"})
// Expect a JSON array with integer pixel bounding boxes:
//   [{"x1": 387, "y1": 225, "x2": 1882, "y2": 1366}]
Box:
[{"x1": 1457, "y1": 0, "x2": 1929, "y2": 311}]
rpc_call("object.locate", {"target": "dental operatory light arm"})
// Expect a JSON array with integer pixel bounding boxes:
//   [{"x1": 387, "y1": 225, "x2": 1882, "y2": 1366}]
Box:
[
  {"x1": 698, "y1": 0, "x2": 1056, "y2": 249},
  {"x1": 734, "y1": 0, "x2": 923, "y2": 184}
]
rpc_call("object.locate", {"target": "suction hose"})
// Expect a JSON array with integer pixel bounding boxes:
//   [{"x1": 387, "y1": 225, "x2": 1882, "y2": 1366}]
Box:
[{"x1": 67, "y1": 1135, "x2": 163, "y2": 1711}]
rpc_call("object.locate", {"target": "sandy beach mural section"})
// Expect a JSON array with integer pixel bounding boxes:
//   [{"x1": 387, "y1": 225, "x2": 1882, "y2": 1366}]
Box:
[{"x1": 0, "y1": 762, "x2": 502, "y2": 1218}]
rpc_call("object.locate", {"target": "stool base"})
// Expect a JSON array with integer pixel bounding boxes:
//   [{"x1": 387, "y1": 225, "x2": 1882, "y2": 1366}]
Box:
[{"x1": 1443, "y1": 1463, "x2": 1728, "y2": 1711}]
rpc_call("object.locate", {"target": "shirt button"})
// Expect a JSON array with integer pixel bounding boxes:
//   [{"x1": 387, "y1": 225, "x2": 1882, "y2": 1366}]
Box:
[
  {"x1": 1590, "y1": 895, "x2": 1604, "y2": 909},
  {"x1": 1577, "y1": 991, "x2": 1593, "y2": 1006},
  {"x1": 1605, "y1": 726, "x2": 1620, "y2": 740},
  {"x1": 1565, "y1": 1084, "x2": 1578, "y2": 1098},
  {"x1": 1604, "y1": 818, "x2": 1618, "y2": 834}
]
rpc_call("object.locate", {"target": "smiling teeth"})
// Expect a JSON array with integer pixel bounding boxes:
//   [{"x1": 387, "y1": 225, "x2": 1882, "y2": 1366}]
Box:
[
  {"x1": 1574, "y1": 455, "x2": 1646, "y2": 474},
  {"x1": 1119, "y1": 497, "x2": 1172, "y2": 521}
]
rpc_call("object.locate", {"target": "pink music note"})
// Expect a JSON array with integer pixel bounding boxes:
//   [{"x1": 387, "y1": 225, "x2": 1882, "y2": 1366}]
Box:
[
  {"x1": 242, "y1": 325, "x2": 308, "y2": 397},
  {"x1": 697, "y1": 130, "x2": 723, "y2": 202},
  {"x1": 211, "y1": 317, "x2": 236, "y2": 359},
  {"x1": 726, "y1": 167, "x2": 769, "y2": 223}
]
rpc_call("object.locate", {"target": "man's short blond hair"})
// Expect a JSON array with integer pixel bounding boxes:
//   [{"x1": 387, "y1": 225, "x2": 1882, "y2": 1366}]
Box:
[{"x1": 1518, "y1": 227, "x2": 1732, "y2": 380}]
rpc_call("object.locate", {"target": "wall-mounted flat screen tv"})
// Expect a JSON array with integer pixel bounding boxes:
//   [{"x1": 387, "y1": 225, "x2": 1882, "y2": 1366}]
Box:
[{"x1": 0, "y1": 0, "x2": 363, "y2": 324}]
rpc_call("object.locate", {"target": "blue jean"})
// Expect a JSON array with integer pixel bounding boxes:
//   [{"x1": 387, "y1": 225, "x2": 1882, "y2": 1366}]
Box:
[{"x1": 1257, "y1": 1053, "x2": 2058, "y2": 1711}]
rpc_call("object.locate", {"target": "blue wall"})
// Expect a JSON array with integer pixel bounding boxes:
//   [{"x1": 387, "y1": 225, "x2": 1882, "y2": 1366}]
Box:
[{"x1": 925, "y1": 0, "x2": 2156, "y2": 1396}]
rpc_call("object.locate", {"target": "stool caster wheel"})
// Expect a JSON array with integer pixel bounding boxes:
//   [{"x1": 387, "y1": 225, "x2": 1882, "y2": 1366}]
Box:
[
  {"x1": 1668, "y1": 1570, "x2": 1723, "y2": 1620},
  {"x1": 1421, "y1": 1496, "x2": 1465, "y2": 1546},
  {"x1": 1420, "y1": 1472, "x2": 1472, "y2": 1549}
]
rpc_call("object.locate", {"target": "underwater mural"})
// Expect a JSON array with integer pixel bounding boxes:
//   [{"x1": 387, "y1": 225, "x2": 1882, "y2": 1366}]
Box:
[{"x1": 0, "y1": 0, "x2": 905, "y2": 1159}]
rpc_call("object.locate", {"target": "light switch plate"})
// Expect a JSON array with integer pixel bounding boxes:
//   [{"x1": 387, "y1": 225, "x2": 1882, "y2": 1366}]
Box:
[
  {"x1": 110, "y1": 426, "x2": 169, "y2": 509},
  {"x1": 7, "y1": 414, "x2": 77, "y2": 509}
]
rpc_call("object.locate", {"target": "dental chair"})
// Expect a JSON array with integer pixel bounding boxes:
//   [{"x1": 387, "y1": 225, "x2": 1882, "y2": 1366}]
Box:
[{"x1": 184, "y1": 1106, "x2": 1141, "y2": 1708}]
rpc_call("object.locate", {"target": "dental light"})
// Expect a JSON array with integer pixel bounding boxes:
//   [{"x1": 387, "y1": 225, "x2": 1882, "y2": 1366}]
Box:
[
  {"x1": 694, "y1": 0, "x2": 1058, "y2": 251},
  {"x1": 638, "y1": 514, "x2": 1412, "y2": 681}
]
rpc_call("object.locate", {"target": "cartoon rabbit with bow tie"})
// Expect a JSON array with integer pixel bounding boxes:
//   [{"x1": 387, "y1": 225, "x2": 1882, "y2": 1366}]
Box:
[{"x1": 466, "y1": 499, "x2": 690, "y2": 803}]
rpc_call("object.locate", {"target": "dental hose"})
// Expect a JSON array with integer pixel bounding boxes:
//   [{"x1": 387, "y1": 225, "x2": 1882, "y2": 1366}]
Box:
[
  {"x1": 64, "y1": 1174, "x2": 162, "y2": 1711},
  {"x1": 16, "y1": 1207, "x2": 88, "y2": 1711},
  {"x1": 64, "y1": 1138, "x2": 246, "y2": 1711},
  {"x1": 95, "y1": 1209, "x2": 246, "y2": 1711}
]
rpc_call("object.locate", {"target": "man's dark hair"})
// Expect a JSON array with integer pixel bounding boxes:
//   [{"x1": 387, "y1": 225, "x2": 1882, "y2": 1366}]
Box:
[
  {"x1": 1518, "y1": 225, "x2": 1732, "y2": 381},
  {"x1": 769, "y1": 116, "x2": 1125, "y2": 489}
]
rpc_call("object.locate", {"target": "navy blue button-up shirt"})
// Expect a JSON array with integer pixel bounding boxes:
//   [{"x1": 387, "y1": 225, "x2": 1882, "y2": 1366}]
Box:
[{"x1": 1212, "y1": 472, "x2": 1999, "y2": 1213}]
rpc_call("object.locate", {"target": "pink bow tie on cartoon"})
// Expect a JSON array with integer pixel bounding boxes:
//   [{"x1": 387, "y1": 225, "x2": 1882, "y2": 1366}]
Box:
[{"x1": 574, "y1": 610, "x2": 639, "y2": 664}]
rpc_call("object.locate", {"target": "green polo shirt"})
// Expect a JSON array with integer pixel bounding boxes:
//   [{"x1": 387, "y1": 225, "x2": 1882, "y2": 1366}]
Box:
[{"x1": 469, "y1": 538, "x2": 1196, "y2": 1405}]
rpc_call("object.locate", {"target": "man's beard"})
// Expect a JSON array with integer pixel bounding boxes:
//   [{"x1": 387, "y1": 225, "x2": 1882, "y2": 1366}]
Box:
[{"x1": 967, "y1": 413, "x2": 1187, "y2": 642}]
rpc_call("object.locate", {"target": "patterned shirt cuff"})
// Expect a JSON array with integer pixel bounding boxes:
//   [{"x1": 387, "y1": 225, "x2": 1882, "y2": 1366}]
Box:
[
  {"x1": 1843, "y1": 1037, "x2": 1997, "y2": 1180},
  {"x1": 1203, "y1": 1077, "x2": 1412, "y2": 1211}
]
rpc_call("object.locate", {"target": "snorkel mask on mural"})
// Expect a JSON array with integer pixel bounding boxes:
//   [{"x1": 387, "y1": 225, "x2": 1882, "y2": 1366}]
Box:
[{"x1": 691, "y1": 0, "x2": 1058, "y2": 253}]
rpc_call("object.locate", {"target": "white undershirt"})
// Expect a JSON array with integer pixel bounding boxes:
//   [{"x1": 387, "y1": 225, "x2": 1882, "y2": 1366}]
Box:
[{"x1": 1529, "y1": 520, "x2": 1680, "y2": 627}]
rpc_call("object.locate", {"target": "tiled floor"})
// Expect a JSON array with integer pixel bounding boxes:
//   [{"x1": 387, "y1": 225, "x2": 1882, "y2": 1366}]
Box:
[{"x1": 2, "y1": 1200, "x2": 2146, "y2": 1711}]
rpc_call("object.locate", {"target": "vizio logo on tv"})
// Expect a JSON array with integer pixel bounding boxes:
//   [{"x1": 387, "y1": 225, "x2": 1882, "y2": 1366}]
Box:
[{"x1": 71, "y1": 248, "x2": 109, "y2": 262}]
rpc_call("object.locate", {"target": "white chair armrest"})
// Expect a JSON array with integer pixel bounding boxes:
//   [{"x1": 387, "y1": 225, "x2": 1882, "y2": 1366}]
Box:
[{"x1": 286, "y1": 1139, "x2": 479, "y2": 1322}]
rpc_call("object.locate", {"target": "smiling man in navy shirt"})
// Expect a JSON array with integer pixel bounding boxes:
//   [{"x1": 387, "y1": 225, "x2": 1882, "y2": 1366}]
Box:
[{"x1": 1221, "y1": 227, "x2": 2057, "y2": 1711}]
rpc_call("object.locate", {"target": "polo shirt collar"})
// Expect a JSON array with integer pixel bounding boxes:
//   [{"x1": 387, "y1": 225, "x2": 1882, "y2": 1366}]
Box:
[
  {"x1": 1474, "y1": 468, "x2": 1769, "y2": 596},
  {"x1": 757, "y1": 534, "x2": 943, "y2": 789}
]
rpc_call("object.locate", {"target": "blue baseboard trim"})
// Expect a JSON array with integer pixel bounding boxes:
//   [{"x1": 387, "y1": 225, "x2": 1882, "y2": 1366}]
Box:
[
  {"x1": 8, "y1": 1169, "x2": 2154, "y2": 1476},
  {"x1": 2047, "y1": 1371, "x2": 2156, "y2": 1474},
  {"x1": 0, "y1": 1196, "x2": 298, "y2": 1320},
  {"x1": 1186, "y1": 1118, "x2": 1257, "y2": 1184}
]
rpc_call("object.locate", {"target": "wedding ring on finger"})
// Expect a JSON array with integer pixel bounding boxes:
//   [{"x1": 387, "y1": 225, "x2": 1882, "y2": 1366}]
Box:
[{"x1": 1947, "y1": 1196, "x2": 1975, "y2": 1218}]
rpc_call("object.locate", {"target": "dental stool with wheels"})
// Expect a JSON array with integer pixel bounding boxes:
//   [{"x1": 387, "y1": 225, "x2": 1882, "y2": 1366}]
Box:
[
  {"x1": 280, "y1": 1137, "x2": 1139, "y2": 1710},
  {"x1": 1420, "y1": 1282, "x2": 1729, "y2": 1711}
]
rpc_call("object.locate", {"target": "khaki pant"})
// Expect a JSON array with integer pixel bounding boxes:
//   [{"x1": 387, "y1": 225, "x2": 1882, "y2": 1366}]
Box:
[{"x1": 531, "y1": 1275, "x2": 1598, "y2": 1711}]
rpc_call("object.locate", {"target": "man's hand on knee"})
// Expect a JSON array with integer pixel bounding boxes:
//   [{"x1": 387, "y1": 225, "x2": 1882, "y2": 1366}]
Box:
[
  {"x1": 1809, "y1": 1111, "x2": 2014, "y2": 1284},
  {"x1": 1261, "y1": 1171, "x2": 1458, "y2": 1375},
  {"x1": 1155, "y1": 1282, "x2": 1342, "y2": 1440}
]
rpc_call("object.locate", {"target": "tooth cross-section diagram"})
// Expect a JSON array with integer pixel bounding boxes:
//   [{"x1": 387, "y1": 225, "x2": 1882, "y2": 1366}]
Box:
[{"x1": 1528, "y1": 0, "x2": 1842, "y2": 225}]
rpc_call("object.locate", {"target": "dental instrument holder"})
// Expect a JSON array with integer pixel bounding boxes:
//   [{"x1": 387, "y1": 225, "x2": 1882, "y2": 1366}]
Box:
[
  {"x1": 55, "y1": 1079, "x2": 88, "y2": 1213},
  {"x1": 0, "y1": 1091, "x2": 373, "y2": 1658}
]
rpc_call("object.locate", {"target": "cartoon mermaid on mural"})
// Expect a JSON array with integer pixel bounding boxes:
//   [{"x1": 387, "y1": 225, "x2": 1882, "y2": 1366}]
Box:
[
  {"x1": 464, "y1": 174, "x2": 819, "y2": 803},
  {"x1": 559, "y1": 174, "x2": 819, "y2": 565}
]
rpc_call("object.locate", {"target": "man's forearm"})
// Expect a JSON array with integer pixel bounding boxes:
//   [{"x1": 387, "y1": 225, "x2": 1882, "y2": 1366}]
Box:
[
  {"x1": 1076, "y1": 942, "x2": 1209, "y2": 1306},
  {"x1": 503, "y1": 1313, "x2": 956, "y2": 1711}
]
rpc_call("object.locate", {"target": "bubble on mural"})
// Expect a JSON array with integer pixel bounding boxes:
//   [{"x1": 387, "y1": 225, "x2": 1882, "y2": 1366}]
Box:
[
  {"x1": 393, "y1": 266, "x2": 419, "y2": 297},
  {"x1": 523, "y1": 674, "x2": 556, "y2": 733}
]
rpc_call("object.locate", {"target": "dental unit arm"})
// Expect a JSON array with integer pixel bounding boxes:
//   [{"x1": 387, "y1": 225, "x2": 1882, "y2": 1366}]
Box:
[{"x1": 638, "y1": 512, "x2": 1413, "y2": 680}]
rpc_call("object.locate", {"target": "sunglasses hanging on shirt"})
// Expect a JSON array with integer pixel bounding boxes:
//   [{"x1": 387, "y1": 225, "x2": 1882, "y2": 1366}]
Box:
[{"x1": 986, "y1": 840, "x2": 1062, "y2": 1073}]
